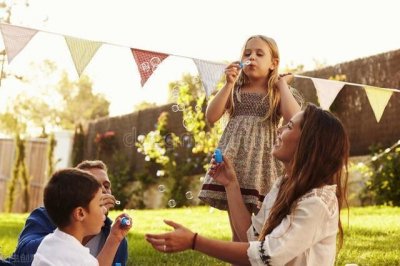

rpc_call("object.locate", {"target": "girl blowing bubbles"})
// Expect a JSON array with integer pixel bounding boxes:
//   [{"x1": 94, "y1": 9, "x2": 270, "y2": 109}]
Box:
[{"x1": 199, "y1": 35, "x2": 302, "y2": 241}]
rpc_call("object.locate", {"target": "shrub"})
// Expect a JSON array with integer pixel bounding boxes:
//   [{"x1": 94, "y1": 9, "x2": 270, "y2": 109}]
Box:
[{"x1": 363, "y1": 142, "x2": 400, "y2": 206}]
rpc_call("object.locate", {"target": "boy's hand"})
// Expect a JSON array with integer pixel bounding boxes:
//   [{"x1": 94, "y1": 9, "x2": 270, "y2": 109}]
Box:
[{"x1": 110, "y1": 213, "x2": 132, "y2": 242}]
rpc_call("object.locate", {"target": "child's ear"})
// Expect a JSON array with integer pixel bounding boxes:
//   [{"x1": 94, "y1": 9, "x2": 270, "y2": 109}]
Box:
[
  {"x1": 270, "y1": 58, "x2": 279, "y2": 70},
  {"x1": 72, "y1": 207, "x2": 86, "y2": 222}
]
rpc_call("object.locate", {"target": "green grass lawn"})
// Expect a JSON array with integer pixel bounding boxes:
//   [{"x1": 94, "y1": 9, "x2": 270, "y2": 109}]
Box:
[{"x1": 1, "y1": 206, "x2": 399, "y2": 265}]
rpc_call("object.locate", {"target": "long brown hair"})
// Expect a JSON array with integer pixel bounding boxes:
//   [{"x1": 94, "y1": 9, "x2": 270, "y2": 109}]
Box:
[
  {"x1": 226, "y1": 35, "x2": 281, "y2": 124},
  {"x1": 258, "y1": 104, "x2": 349, "y2": 249}
]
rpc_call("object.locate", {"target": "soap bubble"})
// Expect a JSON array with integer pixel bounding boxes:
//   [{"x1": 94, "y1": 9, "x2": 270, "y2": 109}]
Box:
[
  {"x1": 195, "y1": 105, "x2": 202, "y2": 112},
  {"x1": 158, "y1": 185, "x2": 166, "y2": 193},
  {"x1": 172, "y1": 104, "x2": 179, "y2": 112},
  {"x1": 168, "y1": 199, "x2": 177, "y2": 208},
  {"x1": 185, "y1": 191, "x2": 193, "y2": 200},
  {"x1": 172, "y1": 87, "x2": 180, "y2": 99}
]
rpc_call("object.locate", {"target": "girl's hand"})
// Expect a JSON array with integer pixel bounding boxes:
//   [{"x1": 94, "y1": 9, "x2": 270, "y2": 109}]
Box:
[
  {"x1": 208, "y1": 156, "x2": 238, "y2": 187},
  {"x1": 110, "y1": 213, "x2": 132, "y2": 242},
  {"x1": 276, "y1": 73, "x2": 294, "y2": 86},
  {"x1": 146, "y1": 220, "x2": 195, "y2": 253},
  {"x1": 224, "y1": 62, "x2": 241, "y2": 85}
]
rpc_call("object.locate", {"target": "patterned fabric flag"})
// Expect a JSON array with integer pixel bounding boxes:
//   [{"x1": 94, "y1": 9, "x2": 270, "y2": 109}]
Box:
[
  {"x1": 65, "y1": 36, "x2": 102, "y2": 76},
  {"x1": 193, "y1": 59, "x2": 226, "y2": 96},
  {"x1": 311, "y1": 78, "x2": 345, "y2": 110},
  {"x1": 0, "y1": 23, "x2": 38, "y2": 63},
  {"x1": 131, "y1": 48, "x2": 169, "y2": 86},
  {"x1": 364, "y1": 86, "x2": 393, "y2": 122}
]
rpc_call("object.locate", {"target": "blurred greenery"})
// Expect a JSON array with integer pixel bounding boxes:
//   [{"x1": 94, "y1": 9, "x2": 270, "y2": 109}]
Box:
[{"x1": 0, "y1": 61, "x2": 110, "y2": 137}]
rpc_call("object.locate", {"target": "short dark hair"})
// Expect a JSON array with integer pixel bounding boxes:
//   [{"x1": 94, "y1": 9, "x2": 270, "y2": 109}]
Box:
[
  {"x1": 76, "y1": 160, "x2": 108, "y2": 172},
  {"x1": 44, "y1": 168, "x2": 101, "y2": 228}
]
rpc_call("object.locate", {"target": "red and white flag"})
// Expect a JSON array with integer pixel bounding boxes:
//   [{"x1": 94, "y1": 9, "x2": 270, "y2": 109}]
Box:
[{"x1": 131, "y1": 48, "x2": 169, "y2": 86}]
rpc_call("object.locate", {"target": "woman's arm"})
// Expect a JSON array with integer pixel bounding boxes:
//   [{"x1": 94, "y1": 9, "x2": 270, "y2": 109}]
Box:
[
  {"x1": 209, "y1": 156, "x2": 252, "y2": 241},
  {"x1": 146, "y1": 220, "x2": 251, "y2": 265}
]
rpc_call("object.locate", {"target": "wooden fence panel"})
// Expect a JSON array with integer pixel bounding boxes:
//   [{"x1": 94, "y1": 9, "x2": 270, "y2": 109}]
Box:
[
  {"x1": 0, "y1": 138, "x2": 15, "y2": 212},
  {"x1": 0, "y1": 138, "x2": 48, "y2": 213}
]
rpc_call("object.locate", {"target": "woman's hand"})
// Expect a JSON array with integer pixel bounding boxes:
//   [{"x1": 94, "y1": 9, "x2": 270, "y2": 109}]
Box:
[
  {"x1": 110, "y1": 213, "x2": 132, "y2": 242},
  {"x1": 208, "y1": 156, "x2": 238, "y2": 187},
  {"x1": 146, "y1": 220, "x2": 195, "y2": 253},
  {"x1": 225, "y1": 62, "x2": 241, "y2": 85}
]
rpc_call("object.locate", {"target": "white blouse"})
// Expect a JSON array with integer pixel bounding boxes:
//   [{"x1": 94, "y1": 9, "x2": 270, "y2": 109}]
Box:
[{"x1": 246, "y1": 179, "x2": 339, "y2": 266}]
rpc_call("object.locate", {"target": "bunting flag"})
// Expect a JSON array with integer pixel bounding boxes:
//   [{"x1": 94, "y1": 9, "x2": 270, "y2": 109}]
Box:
[
  {"x1": 1, "y1": 23, "x2": 399, "y2": 124},
  {"x1": 310, "y1": 78, "x2": 345, "y2": 110},
  {"x1": 131, "y1": 48, "x2": 169, "y2": 86},
  {"x1": 65, "y1": 36, "x2": 102, "y2": 76},
  {"x1": 0, "y1": 24, "x2": 38, "y2": 63},
  {"x1": 364, "y1": 86, "x2": 393, "y2": 122},
  {"x1": 193, "y1": 59, "x2": 226, "y2": 96}
]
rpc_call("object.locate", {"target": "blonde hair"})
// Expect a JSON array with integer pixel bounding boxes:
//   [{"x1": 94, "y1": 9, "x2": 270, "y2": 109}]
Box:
[{"x1": 227, "y1": 35, "x2": 281, "y2": 123}]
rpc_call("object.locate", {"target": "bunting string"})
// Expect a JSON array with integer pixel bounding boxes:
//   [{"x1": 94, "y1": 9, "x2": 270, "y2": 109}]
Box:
[
  {"x1": 294, "y1": 74, "x2": 400, "y2": 93},
  {"x1": 0, "y1": 23, "x2": 399, "y2": 123},
  {"x1": 355, "y1": 139, "x2": 400, "y2": 167}
]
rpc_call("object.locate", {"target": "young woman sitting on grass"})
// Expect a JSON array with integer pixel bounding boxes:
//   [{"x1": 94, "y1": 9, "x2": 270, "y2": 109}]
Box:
[{"x1": 146, "y1": 103, "x2": 349, "y2": 265}]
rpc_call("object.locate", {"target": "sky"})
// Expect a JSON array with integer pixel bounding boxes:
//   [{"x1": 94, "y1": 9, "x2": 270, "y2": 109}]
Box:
[{"x1": 1, "y1": 0, "x2": 400, "y2": 116}]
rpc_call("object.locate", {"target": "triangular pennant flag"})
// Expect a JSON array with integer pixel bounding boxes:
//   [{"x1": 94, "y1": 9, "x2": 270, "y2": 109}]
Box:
[
  {"x1": 364, "y1": 86, "x2": 393, "y2": 122},
  {"x1": 193, "y1": 59, "x2": 226, "y2": 96},
  {"x1": 311, "y1": 78, "x2": 345, "y2": 110},
  {"x1": 65, "y1": 36, "x2": 102, "y2": 76},
  {"x1": 0, "y1": 23, "x2": 38, "y2": 63},
  {"x1": 131, "y1": 48, "x2": 169, "y2": 86}
]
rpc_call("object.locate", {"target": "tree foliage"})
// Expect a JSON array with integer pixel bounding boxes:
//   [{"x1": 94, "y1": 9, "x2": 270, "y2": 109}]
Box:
[
  {"x1": 361, "y1": 144, "x2": 400, "y2": 206},
  {"x1": 133, "y1": 101, "x2": 158, "y2": 111},
  {"x1": 0, "y1": 61, "x2": 110, "y2": 136},
  {"x1": 56, "y1": 73, "x2": 110, "y2": 129},
  {"x1": 135, "y1": 74, "x2": 225, "y2": 207}
]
